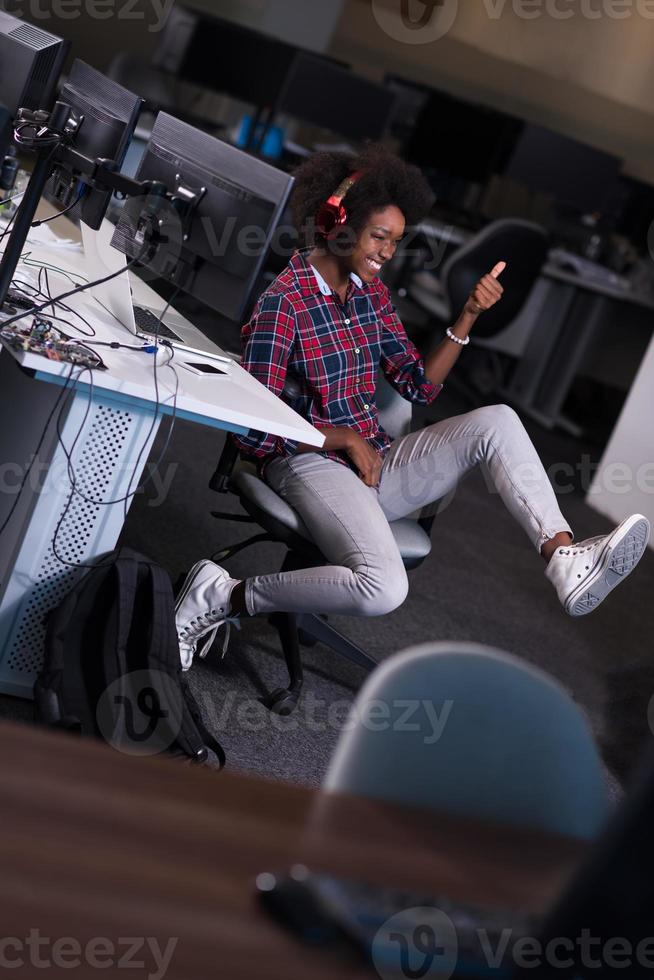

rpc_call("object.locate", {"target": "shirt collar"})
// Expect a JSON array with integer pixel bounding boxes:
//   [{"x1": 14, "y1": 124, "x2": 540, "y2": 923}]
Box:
[{"x1": 290, "y1": 249, "x2": 365, "y2": 298}]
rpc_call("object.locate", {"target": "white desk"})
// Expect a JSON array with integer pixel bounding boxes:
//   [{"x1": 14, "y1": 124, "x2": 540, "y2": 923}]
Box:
[
  {"x1": 503, "y1": 264, "x2": 654, "y2": 435},
  {"x1": 0, "y1": 231, "x2": 323, "y2": 698}
]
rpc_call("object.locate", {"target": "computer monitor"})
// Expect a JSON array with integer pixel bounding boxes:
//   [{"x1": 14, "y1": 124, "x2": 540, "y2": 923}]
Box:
[
  {"x1": 504, "y1": 123, "x2": 622, "y2": 216},
  {"x1": 277, "y1": 52, "x2": 396, "y2": 143},
  {"x1": 384, "y1": 74, "x2": 432, "y2": 143},
  {"x1": 0, "y1": 11, "x2": 69, "y2": 156},
  {"x1": 48, "y1": 59, "x2": 144, "y2": 230},
  {"x1": 153, "y1": 5, "x2": 298, "y2": 111},
  {"x1": 0, "y1": 60, "x2": 143, "y2": 308},
  {"x1": 404, "y1": 86, "x2": 521, "y2": 186},
  {"x1": 110, "y1": 111, "x2": 294, "y2": 322}
]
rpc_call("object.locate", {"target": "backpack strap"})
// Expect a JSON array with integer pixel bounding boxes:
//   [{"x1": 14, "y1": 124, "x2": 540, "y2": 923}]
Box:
[
  {"x1": 147, "y1": 562, "x2": 226, "y2": 769},
  {"x1": 101, "y1": 554, "x2": 141, "y2": 745},
  {"x1": 147, "y1": 562, "x2": 179, "y2": 670},
  {"x1": 36, "y1": 584, "x2": 86, "y2": 730},
  {"x1": 38, "y1": 554, "x2": 122, "y2": 734},
  {"x1": 113, "y1": 555, "x2": 139, "y2": 671},
  {"x1": 180, "y1": 677, "x2": 226, "y2": 769}
]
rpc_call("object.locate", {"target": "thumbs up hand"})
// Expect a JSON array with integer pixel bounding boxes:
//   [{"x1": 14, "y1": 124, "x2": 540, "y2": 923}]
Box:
[{"x1": 464, "y1": 261, "x2": 506, "y2": 316}]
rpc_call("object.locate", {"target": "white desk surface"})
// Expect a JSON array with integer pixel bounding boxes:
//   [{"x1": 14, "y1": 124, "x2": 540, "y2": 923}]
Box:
[
  {"x1": 0, "y1": 222, "x2": 324, "y2": 447},
  {"x1": 541, "y1": 263, "x2": 654, "y2": 310}
]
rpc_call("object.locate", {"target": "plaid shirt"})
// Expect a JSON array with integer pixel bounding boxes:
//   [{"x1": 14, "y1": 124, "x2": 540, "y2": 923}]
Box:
[{"x1": 232, "y1": 250, "x2": 442, "y2": 472}]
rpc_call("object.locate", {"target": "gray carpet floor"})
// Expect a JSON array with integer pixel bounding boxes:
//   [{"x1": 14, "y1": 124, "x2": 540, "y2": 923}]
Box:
[{"x1": 1, "y1": 387, "x2": 651, "y2": 799}]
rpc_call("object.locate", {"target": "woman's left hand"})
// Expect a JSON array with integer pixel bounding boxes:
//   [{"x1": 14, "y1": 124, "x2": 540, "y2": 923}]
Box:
[{"x1": 464, "y1": 261, "x2": 506, "y2": 315}]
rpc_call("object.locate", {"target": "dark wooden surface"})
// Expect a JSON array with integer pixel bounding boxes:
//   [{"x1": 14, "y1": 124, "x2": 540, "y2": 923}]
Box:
[{"x1": 0, "y1": 719, "x2": 586, "y2": 978}]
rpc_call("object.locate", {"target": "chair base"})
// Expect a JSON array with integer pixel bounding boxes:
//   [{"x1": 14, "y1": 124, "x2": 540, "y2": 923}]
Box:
[
  {"x1": 266, "y1": 610, "x2": 377, "y2": 715},
  {"x1": 195, "y1": 530, "x2": 382, "y2": 715},
  {"x1": 296, "y1": 613, "x2": 377, "y2": 672}
]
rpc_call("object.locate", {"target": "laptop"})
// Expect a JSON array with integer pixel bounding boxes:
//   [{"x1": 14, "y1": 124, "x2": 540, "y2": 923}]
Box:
[{"x1": 81, "y1": 220, "x2": 232, "y2": 367}]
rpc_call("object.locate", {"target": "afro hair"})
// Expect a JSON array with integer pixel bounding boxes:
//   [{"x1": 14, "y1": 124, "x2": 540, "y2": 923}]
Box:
[{"x1": 290, "y1": 143, "x2": 435, "y2": 246}]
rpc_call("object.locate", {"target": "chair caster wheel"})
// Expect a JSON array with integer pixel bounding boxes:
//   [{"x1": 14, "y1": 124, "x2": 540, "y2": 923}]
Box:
[
  {"x1": 298, "y1": 629, "x2": 318, "y2": 648},
  {"x1": 263, "y1": 688, "x2": 300, "y2": 715}
]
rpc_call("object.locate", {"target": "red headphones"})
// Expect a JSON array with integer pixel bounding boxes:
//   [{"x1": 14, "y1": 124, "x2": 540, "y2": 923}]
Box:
[{"x1": 315, "y1": 170, "x2": 364, "y2": 237}]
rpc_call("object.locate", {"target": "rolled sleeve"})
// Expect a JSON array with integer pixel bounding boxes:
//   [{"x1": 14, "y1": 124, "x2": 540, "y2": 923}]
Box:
[
  {"x1": 379, "y1": 296, "x2": 442, "y2": 405},
  {"x1": 231, "y1": 293, "x2": 296, "y2": 459}
]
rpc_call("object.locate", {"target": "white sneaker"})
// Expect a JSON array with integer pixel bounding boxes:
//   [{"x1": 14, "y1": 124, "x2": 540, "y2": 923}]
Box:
[
  {"x1": 174, "y1": 559, "x2": 241, "y2": 671},
  {"x1": 545, "y1": 514, "x2": 650, "y2": 616}
]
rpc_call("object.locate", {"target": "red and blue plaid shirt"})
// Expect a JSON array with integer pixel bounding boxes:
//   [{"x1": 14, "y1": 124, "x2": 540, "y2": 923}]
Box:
[{"x1": 232, "y1": 250, "x2": 442, "y2": 472}]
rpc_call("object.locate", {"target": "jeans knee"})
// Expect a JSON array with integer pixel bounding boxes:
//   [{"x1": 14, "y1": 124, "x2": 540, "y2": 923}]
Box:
[
  {"x1": 475, "y1": 402, "x2": 523, "y2": 436},
  {"x1": 354, "y1": 563, "x2": 409, "y2": 617}
]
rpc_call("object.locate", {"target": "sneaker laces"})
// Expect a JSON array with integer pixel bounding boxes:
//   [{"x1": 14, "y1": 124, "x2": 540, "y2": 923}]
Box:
[
  {"x1": 558, "y1": 536, "x2": 604, "y2": 557},
  {"x1": 179, "y1": 608, "x2": 241, "y2": 660}
]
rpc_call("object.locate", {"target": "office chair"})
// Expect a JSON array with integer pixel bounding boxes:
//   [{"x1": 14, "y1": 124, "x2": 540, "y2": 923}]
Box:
[
  {"x1": 409, "y1": 218, "x2": 549, "y2": 404},
  {"x1": 206, "y1": 375, "x2": 435, "y2": 716},
  {"x1": 324, "y1": 641, "x2": 609, "y2": 840}
]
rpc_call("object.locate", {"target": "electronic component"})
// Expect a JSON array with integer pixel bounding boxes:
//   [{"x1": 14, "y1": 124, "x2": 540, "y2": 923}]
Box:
[{"x1": 0, "y1": 317, "x2": 106, "y2": 369}]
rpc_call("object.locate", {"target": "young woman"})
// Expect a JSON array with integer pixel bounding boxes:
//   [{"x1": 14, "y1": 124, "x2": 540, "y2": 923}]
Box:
[{"x1": 174, "y1": 145, "x2": 649, "y2": 668}]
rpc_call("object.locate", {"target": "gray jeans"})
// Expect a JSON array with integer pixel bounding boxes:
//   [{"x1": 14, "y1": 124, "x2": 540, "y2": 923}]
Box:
[{"x1": 244, "y1": 404, "x2": 572, "y2": 618}]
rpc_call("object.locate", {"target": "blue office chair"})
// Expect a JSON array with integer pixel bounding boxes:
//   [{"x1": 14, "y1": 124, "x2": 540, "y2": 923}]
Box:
[
  {"x1": 324, "y1": 641, "x2": 609, "y2": 840},
  {"x1": 206, "y1": 375, "x2": 435, "y2": 715}
]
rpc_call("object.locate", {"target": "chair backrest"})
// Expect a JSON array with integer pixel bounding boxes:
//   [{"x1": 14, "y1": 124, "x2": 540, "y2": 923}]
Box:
[
  {"x1": 324, "y1": 641, "x2": 609, "y2": 840},
  {"x1": 375, "y1": 373, "x2": 412, "y2": 440},
  {"x1": 210, "y1": 372, "x2": 412, "y2": 494},
  {"x1": 442, "y1": 219, "x2": 549, "y2": 339},
  {"x1": 283, "y1": 371, "x2": 412, "y2": 442}
]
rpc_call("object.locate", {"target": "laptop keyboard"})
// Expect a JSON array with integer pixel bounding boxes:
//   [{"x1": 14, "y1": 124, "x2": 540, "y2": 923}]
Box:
[{"x1": 133, "y1": 305, "x2": 183, "y2": 342}]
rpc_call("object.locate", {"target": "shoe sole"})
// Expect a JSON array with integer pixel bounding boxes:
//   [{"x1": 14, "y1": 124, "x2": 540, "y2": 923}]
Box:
[
  {"x1": 566, "y1": 515, "x2": 650, "y2": 616},
  {"x1": 174, "y1": 559, "x2": 216, "y2": 618}
]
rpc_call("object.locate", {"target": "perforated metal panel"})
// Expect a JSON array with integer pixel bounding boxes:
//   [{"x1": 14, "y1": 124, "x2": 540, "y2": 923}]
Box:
[{"x1": 3, "y1": 402, "x2": 136, "y2": 681}]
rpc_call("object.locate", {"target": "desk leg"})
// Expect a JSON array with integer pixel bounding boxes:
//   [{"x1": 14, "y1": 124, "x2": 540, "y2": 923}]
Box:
[
  {"x1": 532, "y1": 292, "x2": 606, "y2": 436},
  {"x1": 500, "y1": 282, "x2": 576, "y2": 425},
  {"x1": 0, "y1": 377, "x2": 161, "y2": 699}
]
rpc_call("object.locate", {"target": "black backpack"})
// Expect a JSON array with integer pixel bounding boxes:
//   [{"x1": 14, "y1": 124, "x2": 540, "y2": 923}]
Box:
[{"x1": 34, "y1": 547, "x2": 225, "y2": 768}]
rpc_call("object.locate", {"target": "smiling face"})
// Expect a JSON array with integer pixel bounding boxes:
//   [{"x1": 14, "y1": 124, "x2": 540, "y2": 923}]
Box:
[{"x1": 347, "y1": 205, "x2": 406, "y2": 284}]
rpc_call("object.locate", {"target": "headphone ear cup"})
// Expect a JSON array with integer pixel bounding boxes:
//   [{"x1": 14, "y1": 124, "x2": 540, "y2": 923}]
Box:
[{"x1": 316, "y1": 202, "x2": 347, "y2": 238}]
